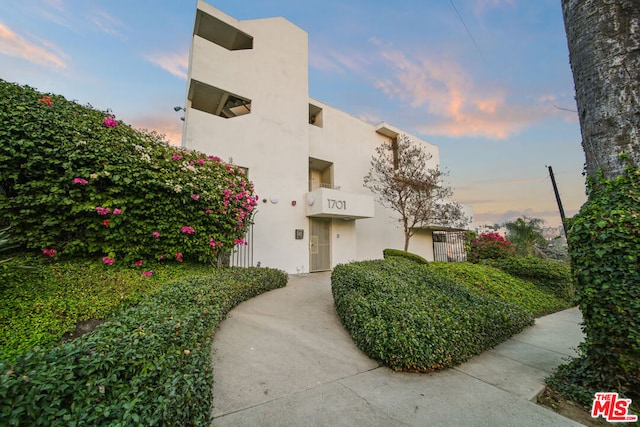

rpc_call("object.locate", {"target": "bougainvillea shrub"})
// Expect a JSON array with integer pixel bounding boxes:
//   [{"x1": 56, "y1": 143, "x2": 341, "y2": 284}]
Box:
[
  {"x1": 468, "y1": 232, "x2": 516, "y2": 262},
  {"x1": 0, "y1": 79, "x2": 256, "y2": 264}
]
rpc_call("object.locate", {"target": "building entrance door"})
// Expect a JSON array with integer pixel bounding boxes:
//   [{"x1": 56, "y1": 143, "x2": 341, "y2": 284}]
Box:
[{"x1": 310, "y1": 218, "x2": 331, "y2": 271}]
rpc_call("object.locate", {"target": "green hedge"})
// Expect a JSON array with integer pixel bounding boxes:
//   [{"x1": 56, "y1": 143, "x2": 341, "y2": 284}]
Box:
[
  {"x1": 382, "y1": 248, "x2": 428, "y2": 264},
  {"x1": 0, "y1": 80, "x2": 256, "y2": 264},
  {"x1": 560, "y1": 164, "x2": 640, "y2": 403},
  {"x1": 331, "y1": 258, "x2": 533, "y2": 372},
  {"x1": 0, "y1": 258, "x2": 232, "y2": 363},
  {"x1": 427, "y1": 262, "x2": 573, "y2": 317},
  {"x1": 0, "y1": 267, "x2": 287, "y2": 426},
  {"x1": 483, "y1": 256, "x2": 574, "y2": 302}
]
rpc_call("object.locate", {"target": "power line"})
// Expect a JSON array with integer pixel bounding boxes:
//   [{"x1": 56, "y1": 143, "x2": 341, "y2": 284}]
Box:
[{"x1": 448, "y1": 0, "x2": 485, "y2": 62}]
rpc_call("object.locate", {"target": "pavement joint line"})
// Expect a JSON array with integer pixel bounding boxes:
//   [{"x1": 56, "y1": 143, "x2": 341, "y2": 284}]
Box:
[
  {"x1": 336, "y1": 379, "x2": 412, "y2": 427},
  {"x1": 507, "y1": 336, "x2": 580, "y2": 359},
  {"x1": 212, "y1": 364, "x2": 383, "y2": 420},
  {"x1": 451, "y1": 365, "x2": 546, "y2": 402},
  {"x1": 488, "y1": 345, "x2": 573, "y2": 372}
]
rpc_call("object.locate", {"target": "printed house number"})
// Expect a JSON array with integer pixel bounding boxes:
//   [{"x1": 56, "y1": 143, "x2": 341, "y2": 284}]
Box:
[{"x1": 327, "y1": 199, "x2": 347, "y2": 210}]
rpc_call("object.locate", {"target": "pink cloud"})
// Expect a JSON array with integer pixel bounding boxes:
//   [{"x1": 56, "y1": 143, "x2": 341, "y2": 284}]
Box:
[
  {"x1": 131, "y1": 115, "x2": 183, "y2": 146},
  {"x1": 0, "y1": 22, "x2": 67, "y2": 69},
  {"x1": 145, "y1": 51, "x2": 188, "y2": 80},
  {"x1": 374, "y1": 49, "x2": 556, "y2": 139}
]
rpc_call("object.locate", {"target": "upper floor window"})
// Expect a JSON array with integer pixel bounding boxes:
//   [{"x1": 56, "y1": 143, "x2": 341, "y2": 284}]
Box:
[
  {"x1": 194, "y1": 10, "x2": 253, "y2": 50},
  {"x1": 188, "y1": 79, "x2": 251, "y2": 119}
]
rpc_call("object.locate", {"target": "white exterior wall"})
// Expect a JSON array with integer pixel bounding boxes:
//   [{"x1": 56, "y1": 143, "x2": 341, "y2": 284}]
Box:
[
  {"x1": 307, "y1": 99, "x2": 440, "y2": 262},
  {"x1": 183, "y1": 1, "x2": 471, "y2": 273}
]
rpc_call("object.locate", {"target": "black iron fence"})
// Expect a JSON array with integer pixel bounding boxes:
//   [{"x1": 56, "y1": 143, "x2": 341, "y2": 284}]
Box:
[{"x1": 433, "y1": 231, "x2": 467, "y2": 262}]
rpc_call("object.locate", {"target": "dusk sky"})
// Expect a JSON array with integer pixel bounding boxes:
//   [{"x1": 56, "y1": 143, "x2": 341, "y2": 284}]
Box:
[{"x1": 0, "y1": 0, "x2": 587, "y2": 228}]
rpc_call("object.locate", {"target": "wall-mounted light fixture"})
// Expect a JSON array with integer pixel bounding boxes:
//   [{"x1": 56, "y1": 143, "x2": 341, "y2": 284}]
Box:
[{"x1": 173, "y1": 106, "x2": 185, "y2": 121}]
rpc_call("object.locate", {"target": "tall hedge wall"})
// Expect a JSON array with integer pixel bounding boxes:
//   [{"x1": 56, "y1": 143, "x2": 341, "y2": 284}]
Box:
[{"x1": 0, "y1": 80, "x2": 257, "y2": 264}]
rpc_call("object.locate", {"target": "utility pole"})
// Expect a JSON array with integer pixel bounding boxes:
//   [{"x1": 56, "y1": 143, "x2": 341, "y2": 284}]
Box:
[{"x1": 547, "y1": 166, "x2": 568, "y2": 239}]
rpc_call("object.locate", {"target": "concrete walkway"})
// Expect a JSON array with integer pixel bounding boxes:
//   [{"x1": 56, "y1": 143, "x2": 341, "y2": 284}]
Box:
[{"x1": 210, "y1": 272, "x2": 586, "y2": 426}]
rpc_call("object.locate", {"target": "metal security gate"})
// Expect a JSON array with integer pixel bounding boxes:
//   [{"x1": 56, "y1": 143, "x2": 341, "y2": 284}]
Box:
[
  {"x1": 228, "y1": 223, "x2": 254, "y2": 268},
  {"x1": 310, "y1": 218, "x2": 331, "y2": 271},
  {"x1": 433, "y1": 231, "x2": 467, "y2": 262}
]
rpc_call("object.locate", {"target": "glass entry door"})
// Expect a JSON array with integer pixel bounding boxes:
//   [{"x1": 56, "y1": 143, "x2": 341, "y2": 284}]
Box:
[{"x1": 310, "y1": 218, "x2": 331, "y2": 271}]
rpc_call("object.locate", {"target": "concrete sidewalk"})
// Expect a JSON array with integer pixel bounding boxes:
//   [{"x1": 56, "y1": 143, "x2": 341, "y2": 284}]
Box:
[{"x1": 210, "y1": 272, "x2": 586, "y2": 426}]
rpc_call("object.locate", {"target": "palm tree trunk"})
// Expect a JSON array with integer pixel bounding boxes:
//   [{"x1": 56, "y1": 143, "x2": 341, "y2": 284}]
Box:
[{"x1": 561, "y1": 0, "x2": 640, "y2": 180}]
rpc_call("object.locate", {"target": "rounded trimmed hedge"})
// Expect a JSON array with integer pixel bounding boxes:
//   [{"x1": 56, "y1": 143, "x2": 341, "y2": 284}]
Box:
[
  {"x1": 331, "y1": 258, "x2": 534, "y2": 372},
  {"x1": 483, "y1": 256, "x2": 574, "y2": 302},
  {"x1": 0, "y1": 267, "x2": 287, "y2": 426},
  {"x1": 382, "y1": 248, "x2": 428, "y2": 264}
]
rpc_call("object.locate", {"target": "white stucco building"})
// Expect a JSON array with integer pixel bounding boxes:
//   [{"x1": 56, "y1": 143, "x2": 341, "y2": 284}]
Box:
[{"x1": 182, "y1": 1, "x2": 473, "y2": 273}]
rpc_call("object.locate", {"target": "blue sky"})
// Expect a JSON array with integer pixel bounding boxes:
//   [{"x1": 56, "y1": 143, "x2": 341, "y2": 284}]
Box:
[{"x1": 0, "y1": 0, "x2": 586, "y2": 228}]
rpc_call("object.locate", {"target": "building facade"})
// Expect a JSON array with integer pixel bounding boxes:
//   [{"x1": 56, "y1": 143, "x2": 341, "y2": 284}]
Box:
[{"x1": 182, "y1": 1, "x2": 473, "y2": 274}]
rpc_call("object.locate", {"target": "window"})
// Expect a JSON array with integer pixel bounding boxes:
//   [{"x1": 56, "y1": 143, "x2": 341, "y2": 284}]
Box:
[
  {"x1": 308, "y1": 158, "x2": 335, "y2": 191},
  {"x1": 188, "y1": 79, "x2": 251, "y2": 119},
  {"x1": 309, "y1": 103, "x2": 323, "y2": 128},
  {"x1": 194, "y1": 10, "x2": 253, "y2": 50}
]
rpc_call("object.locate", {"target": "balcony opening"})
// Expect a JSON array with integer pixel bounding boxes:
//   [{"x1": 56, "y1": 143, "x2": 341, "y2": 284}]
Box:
[
  {"x1": 194, "y1": 10, "x2": 253, "y2": 50},
  {"x1": 188, "y1": 79, "x2": 251, "y2": 119},
  {"x1": 309, "y1": 157, "x2": 336, "y2": 191},
  {"x1": 309, "y1": 103, "x2": 323, "y2": 128}
]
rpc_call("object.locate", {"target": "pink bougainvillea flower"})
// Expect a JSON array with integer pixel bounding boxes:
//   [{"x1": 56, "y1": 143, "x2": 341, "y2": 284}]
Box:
[
  {"x1": 95, "y1": 207, "x2": 111, "y2": 216},
  {"x1": 159, "y1": 255, "x2": 165, "y2": 260},
  {"x1": 103, "y1": 115, "x2": 118, "y2": 128},
  {"x1": 209, "y1": 238, "x2": 223, "y2": 249},
  {"x1": 102, "y1": 257, "x2": 114, "y2": 265},
  {"x1": 112, "y1": 208, "x2": 123, "y2": 215},
  {"x1": 197, "y1": 158, "x2": 205, "y2": 165},
  {"x1": 191, "y1": 194, "x2": 200, "y2": 201},
  {"x1": 208, "y1": 155, "x2": 221, "y2": 162},
  {"x1": 141, "y1": 270, "x2": 153, "y2": 277},
  {"x1": 135, "y1": 260, "x2": 143, "y2": 267},
  {"x1": 42, "y1": 248, "x2": 57, "y2": 257},
  {"x1": 176, "y1": 252, "x2": 183, "y2": 262},
  {"x1": 152, "y1": 231, "x2": 161, "y2": 238},
  {"x1": 205, "y1": 209, "x2": 213, "y2": 214},
  {"x1": 73, "y1": 178, "x2": 88, "y2": 185},
  {"x1": 189, "y1": 161, "x2": 194, "y2": 166},
  {"x1": 181, "y1": 226, "x2": 195, "y2": 234},
  {"x1": 103, "y1": 219, "x2": 110, "y2": 227},
  {"x1": 172, "y1": 153, "x2": 182, "y2": 160},
  {"x1": 38, "y1": 96, "x2": 51, "y2": 106},
  {"x1": 234, "y1": 238, "x2": 248, "y2": 246}
]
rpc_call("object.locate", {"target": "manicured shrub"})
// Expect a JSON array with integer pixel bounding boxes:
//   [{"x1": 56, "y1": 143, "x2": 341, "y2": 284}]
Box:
[
  {"x1": 555, "y1": 164, "x2": 640, "y2": 404},
  {"x1": 484, "y1": 256, "x2": 574, "y2": 302},
  {"x1": 331, "y1": 258, "x2": 533, "y2": 372},
  {"x1": 467, "y1": 232, "x2": 516, "y2": 262},
  {"x1": 0, "y1": 267, "x2": 287, "y2": 426},
  {"x1": 0, "y1": 258, "x2": 231, "y2": 363},
  {"x1": 427, "y1": 262, "x2": 573, "y2": 317},
  {"x1": 0, "y1": 80, "x2": 256, "y2": 265},
  {"x1": 382, "y1": 248, "x2": 428, "y2": 264}
]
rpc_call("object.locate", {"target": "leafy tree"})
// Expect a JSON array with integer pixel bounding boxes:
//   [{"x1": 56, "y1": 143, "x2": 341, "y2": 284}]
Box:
[
  {"x1": 554, "y1": 0, "x2": 640, "y2": 405},
  {"x1": 364, "y1": 134, "x2": 467, "y2": 251},
  {"x1": 504, "y1": 217, "x2": 547, "y2": 257}
]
